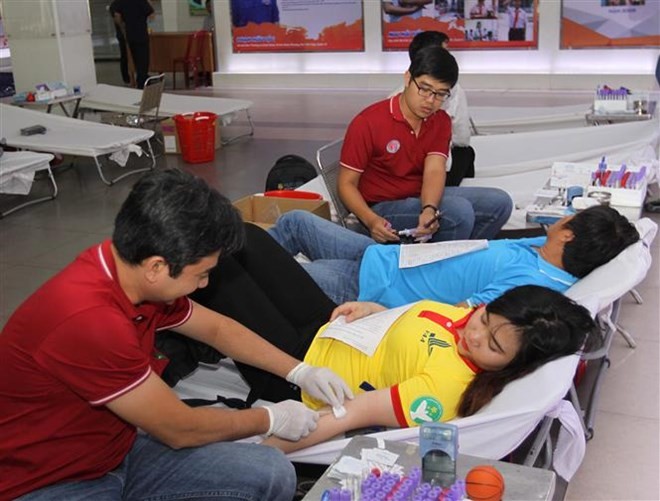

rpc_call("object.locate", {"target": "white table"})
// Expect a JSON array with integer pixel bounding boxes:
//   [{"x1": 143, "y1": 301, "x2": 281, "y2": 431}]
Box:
[
  {"x1": 303, "y1": 436, "x2": 556, "y2": 500},
  {"x1": 15, "y1": 93, "x2": 85, "y2": 118}
]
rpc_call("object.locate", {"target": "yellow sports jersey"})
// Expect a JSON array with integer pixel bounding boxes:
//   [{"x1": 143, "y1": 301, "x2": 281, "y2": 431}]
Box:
[{"x1": 303, "y1": 301, "x2": 480, "y2": 426}]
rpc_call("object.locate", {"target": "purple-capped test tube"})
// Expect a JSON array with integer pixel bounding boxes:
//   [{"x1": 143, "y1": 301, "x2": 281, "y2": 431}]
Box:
[{"x1": 429, "y1": 486, "x2": 443, "y2": 498}]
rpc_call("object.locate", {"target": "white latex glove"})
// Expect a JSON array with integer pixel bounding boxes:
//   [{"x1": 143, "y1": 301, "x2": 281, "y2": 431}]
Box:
[
  {"x1": 286, "y1": 362, "x2": 354, "y2": 408},
  {"x1": 264, "y1": 400, "x2": 319, "y2": 441}
]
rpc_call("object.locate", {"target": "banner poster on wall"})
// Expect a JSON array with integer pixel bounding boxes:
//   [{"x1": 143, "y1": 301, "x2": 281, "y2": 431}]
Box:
[
  {"x1": 231, "y1": 0, "x2": 364, "y2": 53},
  {"x1": 381, "y1": 0, "x2": 538, "y2": 50},
  {"x1": 561, "y1": 0, "x2": 659, "y2": 48}
]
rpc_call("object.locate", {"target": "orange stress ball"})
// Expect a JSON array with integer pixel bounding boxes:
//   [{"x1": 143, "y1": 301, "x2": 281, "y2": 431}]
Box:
[{"x1": 465, "y1": 465, "x2": 505, "y2": 501}]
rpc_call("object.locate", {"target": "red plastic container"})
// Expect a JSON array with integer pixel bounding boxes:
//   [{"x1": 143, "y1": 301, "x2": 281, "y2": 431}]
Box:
[
  {"x1": 173, "y1": 112, "x2": 217, "y2": 164},
  {"x1": 263, "y1": 190, "x2": 323, "y2": 200}
]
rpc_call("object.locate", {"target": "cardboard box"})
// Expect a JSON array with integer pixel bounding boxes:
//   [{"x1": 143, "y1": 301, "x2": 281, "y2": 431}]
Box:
[
  {"x1": 233, "y1": 195, "x2": 331, "y2": 229},
  {"x1": 161, "y1": 117, "x2": 222, "y2": 154}
]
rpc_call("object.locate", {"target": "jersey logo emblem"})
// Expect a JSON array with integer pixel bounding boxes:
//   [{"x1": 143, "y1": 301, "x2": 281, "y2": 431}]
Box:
[
  {"x1": 386, "y1": 139, "x2": 400, "y2": 154},
  {"x1": 409, "y1": 396, "x2": 443, "y2": 424},
  {"x1": 421, "y1": 331, "x2": 451, "y2": 355}
]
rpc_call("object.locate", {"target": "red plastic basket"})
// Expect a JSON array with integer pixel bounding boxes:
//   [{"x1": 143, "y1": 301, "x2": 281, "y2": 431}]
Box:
[{"x1": 173, "y1": 112, "x2": 217, "y2": 164}]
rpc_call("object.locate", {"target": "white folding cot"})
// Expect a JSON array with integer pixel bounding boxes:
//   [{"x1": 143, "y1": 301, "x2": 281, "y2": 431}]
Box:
[
  {"x1": 172, "y1": 217, "x2": 656, "y2": 482},
  {"x1": 0, "y1": 151, "x2": 56, "y2": 217},
  {"x1": 80, "y1": 84, "x2": 254, "y2": 144},
  {"x1": 0, "y1": 103, "x2": 155, "y2": 186}
]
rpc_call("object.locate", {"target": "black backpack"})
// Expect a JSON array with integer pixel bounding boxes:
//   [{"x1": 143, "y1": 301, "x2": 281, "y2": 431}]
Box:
[{"x1": 265, "y1": 154, "x2": 317, "y2": 191}]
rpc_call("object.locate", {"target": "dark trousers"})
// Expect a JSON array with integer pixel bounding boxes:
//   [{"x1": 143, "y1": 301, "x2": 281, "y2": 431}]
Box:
[
  {"x1": 446, "y1": 145, "x2": 475, "y2": 187},
  {"x1": 127, "y1": 38, "x2": 150, "y2": 89},
  {"x1": 508, "y1": 28, "x2": 525, "y2": 41},
  {"x1": 116, "y1": 30, "x2": 130, "y2": 84},
  {"x1": 187, "y1": 223, "x2": 337, "y2": 402}
]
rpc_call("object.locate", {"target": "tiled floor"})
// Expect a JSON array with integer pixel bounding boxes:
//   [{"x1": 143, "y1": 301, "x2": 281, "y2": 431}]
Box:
[{"x1": 0, "y1": 62, "x2": 658, "y2": 500}]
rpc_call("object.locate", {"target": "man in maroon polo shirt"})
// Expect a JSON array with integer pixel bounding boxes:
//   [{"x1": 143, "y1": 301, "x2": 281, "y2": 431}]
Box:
[
  {"x1": 0, "y1": 169, "x2": 352, "y2": 500},
  {"x1": 338, "y1": 46, "x2": 512, "y2": 243}
]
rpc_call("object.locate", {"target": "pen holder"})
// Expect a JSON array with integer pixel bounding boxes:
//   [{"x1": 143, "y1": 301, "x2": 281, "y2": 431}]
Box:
[
  {"x1": 586, "y1": 191, "x2": 611, "y2": 206},
  {"x1": 586, "y1": 182, "x2": 646, "y2": 208}
]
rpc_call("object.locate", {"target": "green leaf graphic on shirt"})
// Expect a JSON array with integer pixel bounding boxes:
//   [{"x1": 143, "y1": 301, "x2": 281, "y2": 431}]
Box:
[
  {"x1": 427, "y1": 333, "x2": 451, "y2": 355},
  {"x1": 409, "y1": 396, "x2": 443, "y2": 425}
]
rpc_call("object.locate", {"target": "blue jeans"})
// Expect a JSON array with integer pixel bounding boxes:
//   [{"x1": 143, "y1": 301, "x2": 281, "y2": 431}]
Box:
[
  {"x1": 268, "y1": 210, "x2": 374, "y2": 305},
  {"x1": 370, "y1": 187, "x2": 512, "y2": 241},
  {"x1": 17, "y1": 434, "x2": 296, "y2": 501}
]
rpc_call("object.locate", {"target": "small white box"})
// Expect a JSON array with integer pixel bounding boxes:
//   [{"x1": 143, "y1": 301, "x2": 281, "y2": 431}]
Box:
[
  {"x1": 593, "y1": 99, "x2": 628, "y2": 114},
  {"x1": 35, "y1": 90, "x2": 53, "y2": 102},
  {"x1": 51, "y1": 88, "x2": 68, "y2": 98}
]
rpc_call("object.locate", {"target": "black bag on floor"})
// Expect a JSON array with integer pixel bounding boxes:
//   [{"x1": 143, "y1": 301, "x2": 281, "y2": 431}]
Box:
[{"x1": 265, "y1": 154, "x2": 317, "y2": 191}]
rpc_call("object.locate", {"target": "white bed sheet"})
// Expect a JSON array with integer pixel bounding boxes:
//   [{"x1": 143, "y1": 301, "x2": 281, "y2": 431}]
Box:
[
  {"x1": 0, "y1": 151, "x2": 54, "y2": 195},
  {"x1": 0, "y1": 103, "x2": 153, "y2": 157},
  {"x1": 81, "y1": 84, "x2": 253, "y2": 126}
]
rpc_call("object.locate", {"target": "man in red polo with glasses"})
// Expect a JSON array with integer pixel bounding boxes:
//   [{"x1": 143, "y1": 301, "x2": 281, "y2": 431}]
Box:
[{"x1": 338, "y1": 45, "x2": 512, "y2": 244}]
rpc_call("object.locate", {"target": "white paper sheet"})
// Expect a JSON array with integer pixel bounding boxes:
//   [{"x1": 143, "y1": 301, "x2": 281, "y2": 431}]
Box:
[
  {"x1": 398, "y1": 240, "x2": 488, "y2": 269},
  {"x1": 318, "y1": 303, "x2": 414, "y2": 356}
]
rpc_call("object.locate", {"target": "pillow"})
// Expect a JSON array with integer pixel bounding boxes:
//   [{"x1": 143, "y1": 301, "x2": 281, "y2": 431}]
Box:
[{"x1": 565, "y1": 218, "x2": 657, "y2": 316}]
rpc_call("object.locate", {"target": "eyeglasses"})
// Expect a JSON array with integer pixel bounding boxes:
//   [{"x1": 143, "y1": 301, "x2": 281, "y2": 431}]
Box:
[{"x1": 411, "y1": 77, "x2": 451, "y2": 102}]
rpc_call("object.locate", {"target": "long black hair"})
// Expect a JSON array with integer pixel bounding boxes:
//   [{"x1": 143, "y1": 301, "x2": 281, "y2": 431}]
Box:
[{"x1": 458, "y1": 285, "x2": 597, "y2": 416}]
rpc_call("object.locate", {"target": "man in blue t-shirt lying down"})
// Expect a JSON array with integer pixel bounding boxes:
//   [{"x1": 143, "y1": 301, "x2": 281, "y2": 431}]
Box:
[{"x1": 268, "y1": 205, "x2": 639, "y2": 307}]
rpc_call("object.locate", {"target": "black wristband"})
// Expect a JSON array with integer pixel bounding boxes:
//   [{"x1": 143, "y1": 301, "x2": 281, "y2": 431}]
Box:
[{"x1": 421, "y1": 204, "x2": 438, "y2": 214}]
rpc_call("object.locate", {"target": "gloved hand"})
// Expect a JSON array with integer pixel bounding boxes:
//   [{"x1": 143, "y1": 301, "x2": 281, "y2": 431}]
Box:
[
  {"x1": 264, "y1": 400, "x2": 319, "y2": 441},
  {"x1": 286, "y1": 362, "x2": 354, "y2": 408}
]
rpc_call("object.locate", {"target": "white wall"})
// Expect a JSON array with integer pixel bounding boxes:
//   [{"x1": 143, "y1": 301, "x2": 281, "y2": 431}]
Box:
[
  {"x1": 2, "y1": 0, "x2": 96, "y2": 91},
  {"x1": 207, "y1": 0, "x2": 659, "y2": 91}
]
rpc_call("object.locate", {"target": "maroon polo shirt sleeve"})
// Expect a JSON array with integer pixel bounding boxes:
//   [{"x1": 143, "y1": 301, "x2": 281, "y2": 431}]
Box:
[
  {"x1": 340, "y1": 113, "x2": 374, "y2": 174},
  {"x1": 426, "y1": 111, "x2": 452, "y2": 158}
]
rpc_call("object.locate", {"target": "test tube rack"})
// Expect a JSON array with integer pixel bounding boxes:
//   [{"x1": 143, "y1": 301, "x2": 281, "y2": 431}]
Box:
[{"x1": 321, "y1": 467, "x2": 466, "y2": 501}]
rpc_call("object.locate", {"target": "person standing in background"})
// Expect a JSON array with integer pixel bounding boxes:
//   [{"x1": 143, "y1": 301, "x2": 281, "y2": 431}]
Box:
[
  {"x1": 404, "y1": 31, "x2": 475, "y2": 186},
  {"x1": 111, "y1": 0, "x2": 154, "y2": 89},
  {"x1": 108, "y1": 2, "x2": 129, "y2": 85}
]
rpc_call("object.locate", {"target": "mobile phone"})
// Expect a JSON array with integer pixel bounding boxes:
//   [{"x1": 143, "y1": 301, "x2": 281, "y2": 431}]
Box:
[
  {"x1": 20, "y1": 125, "x2": 47, "y2": 136},
  {"x1": 419, "y1": 422, "x2": 458, "y2": 487}
]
